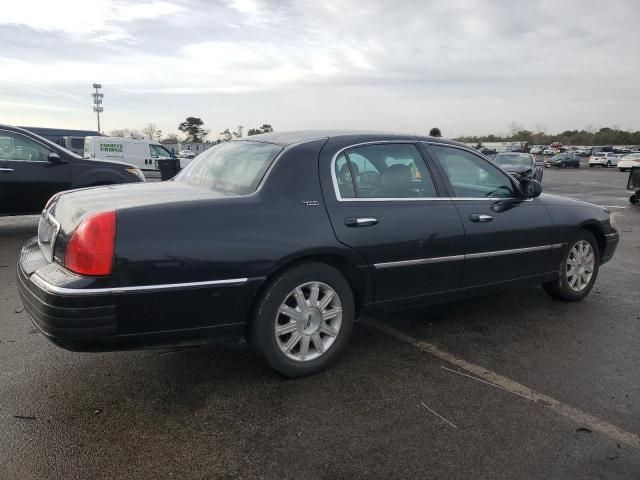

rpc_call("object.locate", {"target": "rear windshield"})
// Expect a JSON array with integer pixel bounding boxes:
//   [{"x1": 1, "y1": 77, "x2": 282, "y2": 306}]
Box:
[
  {"x1": 593, "y1": 153, "x2": 605, "y2": 157},
  {"x1": 176, "y1": 141, "x2": 282, "y2": 194}
]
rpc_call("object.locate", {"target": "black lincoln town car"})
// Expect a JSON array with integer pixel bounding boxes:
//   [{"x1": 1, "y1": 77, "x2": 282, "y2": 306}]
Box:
[
  {"x1": 17, "y1": 131, "x2": 619, "y2": 377},
  {"x1": 0, "y1": 124, "x2": 145, "y2": 216}
]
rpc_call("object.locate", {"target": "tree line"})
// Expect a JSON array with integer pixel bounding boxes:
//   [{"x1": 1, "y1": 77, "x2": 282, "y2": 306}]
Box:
[
  {"x1": 109, "y1": 118, "x2": 274, "y2": 143},
  {"x1": 455, "y1": 124, "x2": 640, "y2": 146}
]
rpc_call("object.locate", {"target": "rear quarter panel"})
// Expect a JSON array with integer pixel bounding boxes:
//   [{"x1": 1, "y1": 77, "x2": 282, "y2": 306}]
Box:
[{"x1": 112, "y1": 139, "x2": 367, "y2": 288}]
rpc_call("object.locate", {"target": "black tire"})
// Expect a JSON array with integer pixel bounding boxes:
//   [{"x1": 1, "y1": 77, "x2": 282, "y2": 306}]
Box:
[
  {"x1": 589, "y1": 164, "x2": 594, "y2": 168},
  {"x1": 631, "y1": 194, "x2": 639, "y2": 205},
  {"x1": 248, "y1": 262, "x2": 355, "y2": 378},
  {"x1": 561, "y1": 162, "x2": 566, "y2": 168},
  {"x1": 542, "y1": 230, "x2": 600, "y2": 302},
  {"x1": 606, "y1": 161, "x2": 611, "y2": 168}
]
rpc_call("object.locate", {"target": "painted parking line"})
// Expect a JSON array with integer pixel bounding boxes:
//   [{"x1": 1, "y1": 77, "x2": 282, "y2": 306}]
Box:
[{"x1": 361, "y1": 318, "x2": 640, "y2": 450}]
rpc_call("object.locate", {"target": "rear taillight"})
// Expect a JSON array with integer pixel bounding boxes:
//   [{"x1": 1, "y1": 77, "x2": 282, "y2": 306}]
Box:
[{"x1": 64, "y1": 211, "x2": 116, "y2": 276}]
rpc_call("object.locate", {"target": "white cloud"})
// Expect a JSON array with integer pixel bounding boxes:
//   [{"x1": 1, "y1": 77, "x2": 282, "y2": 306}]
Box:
[
  {"x1": 0, "y1": 0, "x2": 183, "y2": 38},
  {"x1": 226, "y1": 0, "x2": 262, "y2": 16}
]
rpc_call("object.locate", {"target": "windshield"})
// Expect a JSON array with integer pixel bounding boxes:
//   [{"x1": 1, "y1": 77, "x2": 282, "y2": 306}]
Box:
[
  {"x1": 493, "y1": 154, "x2": 532, "y2": 167},
  {"x1": 176, "y1": 141, "x2": 283, "y2": 194},
  {"x1": 149, "y1": 144, "x2": 172, "y2": 158},
  {"x1": 592, "y1": 153, "x2": 605, "y2": 157}
]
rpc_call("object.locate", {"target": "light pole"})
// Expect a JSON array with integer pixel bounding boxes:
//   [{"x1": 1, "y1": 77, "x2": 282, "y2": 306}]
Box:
[{"x1": 92, "y1": 83, "x2": 104, "y2": 133}]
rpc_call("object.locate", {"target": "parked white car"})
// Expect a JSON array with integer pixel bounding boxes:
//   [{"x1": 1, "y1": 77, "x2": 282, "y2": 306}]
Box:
[
  {"x1": 530, "y1": 145, "x2": 546, "y2": 154},
  {"x1": 84, "y1": 136, "x2": 173, "y2": 171},
  {"x1": 574, "y1": 147, "x2": 593, "y2": 157},
  {"x1": 543, "y1": 148, "x2": 560, "y2": 155},
  {"x1": 177, "y1": 150, "x2": 197, "y2": 168},
  {"x1": 589, "y1": 152, "x2": 618, "y2": 168},
  {"x1": 618, "y1": 152, "x2": 640, "y2": 172}
]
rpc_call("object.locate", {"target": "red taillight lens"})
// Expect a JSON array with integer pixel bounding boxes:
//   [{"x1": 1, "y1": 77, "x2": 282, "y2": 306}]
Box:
[{"x1": 64, "y1": 211, "x2": 116, "y2": 276}]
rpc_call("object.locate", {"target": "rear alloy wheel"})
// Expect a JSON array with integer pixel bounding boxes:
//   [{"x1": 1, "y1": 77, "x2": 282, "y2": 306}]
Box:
[
  {"x1": 542, "y1": 230, "x2": 600, "y2": 301},
  {"x1": 249, "y1": 263, "x2": 354, "y2": 377},
  {"x1": 274, "y1": 281, "x2": 342, "y2": 362},
  {"x1": 606, "y1": 161, "x2": 611, "y2": 168}
]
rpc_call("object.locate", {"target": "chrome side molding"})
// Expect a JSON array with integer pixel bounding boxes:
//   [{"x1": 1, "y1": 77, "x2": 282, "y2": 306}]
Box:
[
  {"x1": 374, "y1": 243, "x2": 565, "y2": 269},
  {"x1": 29, "y1": 274, "x2": 249, "y2": 296}
]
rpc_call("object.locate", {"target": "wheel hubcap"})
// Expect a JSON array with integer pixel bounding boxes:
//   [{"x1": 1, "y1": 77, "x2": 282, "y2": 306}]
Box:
[
  {"x1": 274, "y1": 281, "x2": 342, "y2": 362},
  {"x1": 566, "y1": 240, "x2": 595, "y2": 292}
]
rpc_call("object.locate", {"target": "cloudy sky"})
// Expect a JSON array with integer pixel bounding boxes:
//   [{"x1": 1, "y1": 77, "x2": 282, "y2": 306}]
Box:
[{"x1": 1, "y1": 0, "x2": 639, "y2": 138}]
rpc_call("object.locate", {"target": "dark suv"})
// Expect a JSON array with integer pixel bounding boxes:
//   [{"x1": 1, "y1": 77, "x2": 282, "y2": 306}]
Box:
[{"x1": 0, "y1": 125, "x2": 145, "y2": 215}]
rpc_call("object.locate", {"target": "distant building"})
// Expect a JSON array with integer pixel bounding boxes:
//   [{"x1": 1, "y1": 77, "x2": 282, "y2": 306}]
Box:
[{"x1": 159, "y1": 141, "x2": 213, "y2": 156}]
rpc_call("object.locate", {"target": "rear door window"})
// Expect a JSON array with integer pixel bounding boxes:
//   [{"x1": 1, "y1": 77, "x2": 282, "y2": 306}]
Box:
[
  {"x1": 70, "y1": 138, "x2": 84, "y2": 149},
  {"x1": 334, "y1": 143, "x2": 437, "y2": 199}
]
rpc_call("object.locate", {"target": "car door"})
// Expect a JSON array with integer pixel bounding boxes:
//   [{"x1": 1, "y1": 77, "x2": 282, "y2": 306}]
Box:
[
  {"x1": 0, "y1": 129, "x2": 72, "y2": 215},
  {"x1": 425, "y1": 143, "x2": 557, "y2": 290},
  {"x1": 320, "y1": 141, "x2": 465, "y2": 308}
]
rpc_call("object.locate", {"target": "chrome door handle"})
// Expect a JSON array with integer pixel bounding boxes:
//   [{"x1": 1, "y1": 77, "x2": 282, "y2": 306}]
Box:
[
  {"x1": 469, "y1": 213, "x2": 493, "y2": 223},
  {"x1": 0, "y1": 167, "x2": 14, "y2": 173},
  {"x1": 345, "y1": 217, "x2": 378, "y2": 227}
]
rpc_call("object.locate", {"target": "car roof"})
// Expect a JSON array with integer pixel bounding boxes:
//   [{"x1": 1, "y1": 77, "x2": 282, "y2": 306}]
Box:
[
  {"x1": 239, "y1": 130, "x2": 467, "y2": 148},
  {"x1": 0, "y1": 124, "x2": 40, "y2": 135}
]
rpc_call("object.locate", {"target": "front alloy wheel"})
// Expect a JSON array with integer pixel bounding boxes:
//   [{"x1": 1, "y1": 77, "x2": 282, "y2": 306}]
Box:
[
  {"x1": 542, "y1": 230, "x2": 600, "y2": 301},
  {"x1": 565, "y1": 240, "x2": 595, "y2": 293}
]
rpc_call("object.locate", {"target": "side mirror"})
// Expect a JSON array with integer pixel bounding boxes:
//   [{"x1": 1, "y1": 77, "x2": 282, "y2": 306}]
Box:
[
  {"x1": 48, "y1": 152, "x2": 63, "y2": 163},
  {"x1": 520, "y1": 178, "x2": 542, "y2": 198}
]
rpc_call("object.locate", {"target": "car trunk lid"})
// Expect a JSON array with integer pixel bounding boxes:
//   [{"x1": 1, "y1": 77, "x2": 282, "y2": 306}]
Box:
[{"x1": 42, "y1": 181, "x2": 235, "y2": 265}]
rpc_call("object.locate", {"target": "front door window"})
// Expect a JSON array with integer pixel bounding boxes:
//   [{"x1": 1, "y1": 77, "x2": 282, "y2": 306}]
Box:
[
  {"x1": 430, "y1": 145, "x2": 515, "y2": 198},
  {"x1": 0, "y1": 131, "x2": 50, "y2": 162}
]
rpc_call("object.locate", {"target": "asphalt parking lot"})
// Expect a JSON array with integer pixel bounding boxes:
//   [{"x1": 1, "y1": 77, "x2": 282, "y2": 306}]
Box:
[{"x1": 1, "y1": 166, "x2": 639, "y2": 479}]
